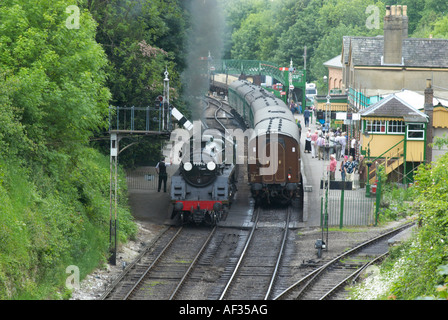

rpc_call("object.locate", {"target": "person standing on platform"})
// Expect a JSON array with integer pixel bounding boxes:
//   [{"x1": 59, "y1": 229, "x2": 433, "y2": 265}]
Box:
[
  {"x1": 335, "y1": 134, "x2": 344, "y2": 160},
  {"x1": 328, "y1": 154, "x2": 337, "y2": 180},
  {"x1": 344, "y1": 156, "x2": 356, "y2": 188},
  {"x1": 340, "y1": 155, "x2": 347, "y2": 181},
  {"x1": 357, "y1": 155, "x2": 366, "y2": 188},
  {"x1": 305, "y1": 128, "x2": 312, "y2": 153},
  {"x1": 303, "y1": 107, "x2": 310, "y2": 127},
  {"x1": 339, "y1": 132, "x2": 347, "y2": 158},
  {"x1": 311, "y1": 130, "x2": 318, "y2": 158},
  {"x1": 156, "y1": 158, "x2": 171, "y2": 192},
  {"x1": 296, "y1": 119, "x2": 302, "y2": 141},
  {"x1": 316, "y1": 134, "x2": 325, "y2": 160},
  {"x1": 350, "y1": 137, "x2": 357, "y2": 160}
]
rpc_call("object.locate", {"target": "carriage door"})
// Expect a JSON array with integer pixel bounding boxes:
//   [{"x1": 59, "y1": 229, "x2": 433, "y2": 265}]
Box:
[
  {"x1": 260, "y1": 137, "x2": 285, "y2": 183},
  {"x1": 274, "y1": 141, "x2": 285, "y2": 182}
]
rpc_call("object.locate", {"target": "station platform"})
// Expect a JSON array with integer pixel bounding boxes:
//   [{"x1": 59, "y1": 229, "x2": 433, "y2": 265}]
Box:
[{"x1": 295, "y1": 113, "x2": 328, "y2": 228}]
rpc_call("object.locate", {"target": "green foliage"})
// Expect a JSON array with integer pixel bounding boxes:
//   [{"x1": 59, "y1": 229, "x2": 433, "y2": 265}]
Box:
[
  {"x1": 377, "y1": 183, "x2": 415, "y2": 222},
  {"x1": 0, "y1": 149, "x2": 136, "y2": 299},
  {"x1": 352, "y1": 153, "x2": 448, "y2": 300},
  {"x1": 0, "y1": 0, "x2": 111, "y2": 150},
  {"x1": 222, "y1": 0, "x2": 444, "y2": 82},
  {"x1": 87, "y1": 0, "x2": 184, "y2": 107},
  {"x1": 87, "y1": 0, "x2": 189, "y2": 166},
  {"x1": 0, "y1": 0, "x2": 137, "y2": 299}
]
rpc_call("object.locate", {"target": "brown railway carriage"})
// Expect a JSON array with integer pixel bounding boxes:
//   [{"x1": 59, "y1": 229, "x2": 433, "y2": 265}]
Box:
[{"x1": 228, "y1": 80, "x2": 302, "y2": 205}]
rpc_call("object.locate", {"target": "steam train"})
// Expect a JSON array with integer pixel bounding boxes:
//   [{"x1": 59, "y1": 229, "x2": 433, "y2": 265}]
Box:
[
  {"x1": 169, "y1": 109, "x2": 238, "y2": 226},
  {"x1": 228, "y1": 80, "x2": 301, "y2": 205}
]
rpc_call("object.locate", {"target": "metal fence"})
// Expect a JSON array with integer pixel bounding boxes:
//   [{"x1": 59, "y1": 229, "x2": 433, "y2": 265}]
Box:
[
  {"x1": 126, "y1": 166, "x2": 178, "y2": 190},
  {"x1": 320, "y1": 180, "x2": 376, "y2": 227}
]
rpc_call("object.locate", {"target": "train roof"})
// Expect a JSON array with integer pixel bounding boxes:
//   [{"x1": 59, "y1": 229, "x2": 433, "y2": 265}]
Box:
[
  {"x1": 230, "y1": 80, "x2": 300, "y2": 144},
  {"x1": 253, "y1": 106, "x2": 294, "y2": 126},
  {"x1": 251, "y1": 112, "x2": 300, "y2": 144},
  {"x1": 251, "y1": 118, "x2": 300, "y2": 144}
]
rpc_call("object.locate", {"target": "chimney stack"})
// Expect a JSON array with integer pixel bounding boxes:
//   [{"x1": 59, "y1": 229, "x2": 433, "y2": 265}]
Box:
[
  {"x1": 424, "y1": 79, "x2": 434, "y2": 164},
  {"x1": 383, "y1": 5, "x2": 408, "y2": 65}
]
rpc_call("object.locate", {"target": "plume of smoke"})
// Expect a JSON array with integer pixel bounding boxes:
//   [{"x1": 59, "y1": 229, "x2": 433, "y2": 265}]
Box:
[{"x1": 182, "y1": 0, "x2": 225, "y2": 119}]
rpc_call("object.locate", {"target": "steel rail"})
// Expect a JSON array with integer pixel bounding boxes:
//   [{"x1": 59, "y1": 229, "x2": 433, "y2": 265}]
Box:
[
  {"x1": 264, "y1": 206, "x2": 292, "y2": 300},
  {"x1": 123, "y1": 227, "x2": 184, "y2": 300},
  {"x1": 218, "y1": 208, "x2": 260, "y2": 300},
  {"x1": 99, "y1": 226, "x2": 171, "y2": 300},
  {"x1": 319, "y1": 251, "x2": 389, "y2": 300},
  {"x1": 169, "y1": 226, "x2": 217, "y2": 300},
  {"x1": 274, "y1": 221, "x2": 415, "y2": 300}
]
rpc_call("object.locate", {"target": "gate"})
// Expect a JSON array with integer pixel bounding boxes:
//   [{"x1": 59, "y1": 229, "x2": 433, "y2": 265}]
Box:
[
  {"x1": 320, "y1": 181, "x2": 376, "y2": 227},
  {"x1": 126, "y1": 166, "x2": 177, "y2": 190}
]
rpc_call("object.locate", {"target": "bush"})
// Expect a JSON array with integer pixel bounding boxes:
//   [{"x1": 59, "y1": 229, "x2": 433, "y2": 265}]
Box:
[
  {"x1": 0, "y1": 148, "x2": 136, "y2": 299},
  {"x1": 351, "y1": 153, "x2": 448, "y2": 300}
]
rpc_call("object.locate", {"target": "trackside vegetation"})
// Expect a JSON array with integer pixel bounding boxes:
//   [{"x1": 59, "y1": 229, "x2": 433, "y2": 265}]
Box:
[
  {"x1": 350, "y1": 151, "x2": 448, "y2": 300},
  {"x1": 0, "y1": 0, "x2": 137, "y2": 299},
  {"x1": 0, "y1": 0, "x2": 188, "y2": 299}
]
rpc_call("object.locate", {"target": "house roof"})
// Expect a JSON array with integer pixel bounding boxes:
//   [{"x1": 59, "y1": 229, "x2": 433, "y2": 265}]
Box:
[
  {"x1": 360, "y1": 94, "x2": 428, "y2": 122},
  {"x1": 342, "y1": 36, "x2": 448, "y2": 68},
  {"x1": 324, "y1": 55, "x2": 342, "y2": 69},
  {"x1": 393, "y1": 90, "x2": 448, "y2": 110}
]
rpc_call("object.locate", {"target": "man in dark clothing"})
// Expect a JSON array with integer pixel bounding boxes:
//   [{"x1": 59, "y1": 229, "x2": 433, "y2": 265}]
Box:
[
  {"x1": 156, "y1": 159, "x2": 170, "y2": 192},
  {"x1": 303, "y1": 107, "x2": 310, "y2": 127}
]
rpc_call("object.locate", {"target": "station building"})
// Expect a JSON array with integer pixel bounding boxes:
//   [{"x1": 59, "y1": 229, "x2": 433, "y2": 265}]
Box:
[{"x1": 341, "y1": 4, "x2": 448, "y2": 107}]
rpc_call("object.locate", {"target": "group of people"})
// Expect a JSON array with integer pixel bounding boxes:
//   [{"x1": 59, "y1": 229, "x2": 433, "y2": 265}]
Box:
[
  {"x1": 303, "y1": 126, "x2": 349, "y2": 161},
  {"x1": 298, "y1": 120, "x2": 366, "y2": 188},
  {"x1": 328, "y1": 154, "x2": 365, "y2": 186}
]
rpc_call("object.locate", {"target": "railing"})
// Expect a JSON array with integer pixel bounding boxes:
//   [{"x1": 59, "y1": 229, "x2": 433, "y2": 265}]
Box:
[
  {"x1": 210, "y1": 59, "x2": 306, "y2": 88},
  {"x1": 108, "y1": 105, "x2": 169, "y2": 133},
  {"x1": 366, "y1": 138, "x2": 405, "y2": 184},
  {"x1": 368, "y1": 147, "x2": 404, "y2": 184}
]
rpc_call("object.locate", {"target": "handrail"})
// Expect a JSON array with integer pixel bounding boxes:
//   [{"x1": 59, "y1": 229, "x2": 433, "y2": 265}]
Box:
[
  {"x1": 369, "y1": 137, "x2": 405, "y2": 163},
  {"x1": 368, "y1": 144, "x2": 404, "y2": 184}
]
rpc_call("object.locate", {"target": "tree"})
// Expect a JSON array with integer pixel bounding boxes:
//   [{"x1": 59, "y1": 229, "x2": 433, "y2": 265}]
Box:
[
  {"x1": 0, "y1": 0, "x2": 111, "y2": 155},
  {"x1": 87, "y1": 0, "x2": 189, "y2": 166},
  {"x1": 87, "y1": 0, "x2": 185, "y2": 107}
]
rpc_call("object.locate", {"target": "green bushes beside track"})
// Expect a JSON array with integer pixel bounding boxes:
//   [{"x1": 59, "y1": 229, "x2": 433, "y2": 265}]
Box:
[{"x1": 0, "y1": 149, "x2": 136, "y2": 299}]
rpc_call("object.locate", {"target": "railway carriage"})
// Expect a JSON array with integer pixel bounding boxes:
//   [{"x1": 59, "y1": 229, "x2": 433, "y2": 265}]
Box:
[{"x1": 229, "y1": 80, "x2": 302, "y2": 205}]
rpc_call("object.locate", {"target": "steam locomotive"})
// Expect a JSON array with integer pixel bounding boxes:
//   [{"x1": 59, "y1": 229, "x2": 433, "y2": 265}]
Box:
[
  {"x1": 169, "y1": 123, "x2": 238, "y2": 226},
  {"x1": 228, "y1": 80, "x2": 302, "y2": 205}
]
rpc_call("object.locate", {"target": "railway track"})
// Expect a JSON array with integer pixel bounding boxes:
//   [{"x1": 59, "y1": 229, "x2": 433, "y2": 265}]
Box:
[
  {"x1": 214, "y1": 206, "x2": 293, "y2": 300},
  {"x1": 273, "y1": 222, "x2": 415, "y2": 300},
  {"x1": 100, "y1": 226, "x2": 216, "y2": 300}
]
